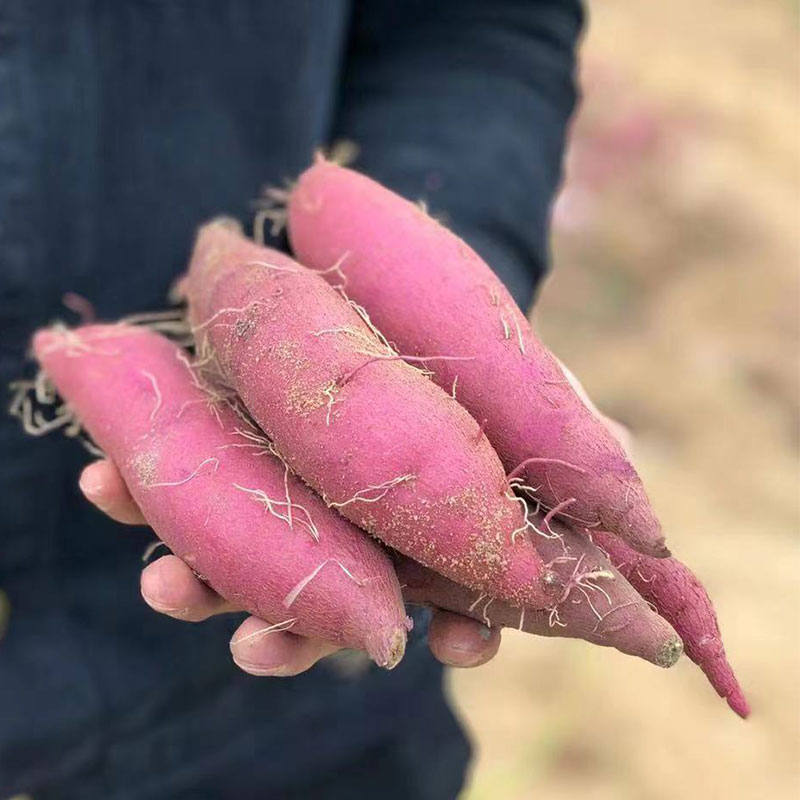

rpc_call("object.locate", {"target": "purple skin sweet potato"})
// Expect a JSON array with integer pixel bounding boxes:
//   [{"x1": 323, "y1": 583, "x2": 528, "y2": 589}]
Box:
[
  {"x1": 287, "y1": 160, "x2": 667, "y2": 558},
  {"x1": 397, "y1": 515, "x2": 683, "y2": 669},
  {"x1": 32, "y1": 324, "x2": 410, "y2": 667},
  {"x1": 186, "y1": 220, "x2": 559, "y2": 610},
  {"x1": 592, "y1": 531, "x2": 749, "y2": 717}
]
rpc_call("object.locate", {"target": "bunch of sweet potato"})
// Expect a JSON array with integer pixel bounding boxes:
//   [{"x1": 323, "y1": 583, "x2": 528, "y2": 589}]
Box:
[{"x1": 25, "y1": 161, "x2": 747, "y2": 717}]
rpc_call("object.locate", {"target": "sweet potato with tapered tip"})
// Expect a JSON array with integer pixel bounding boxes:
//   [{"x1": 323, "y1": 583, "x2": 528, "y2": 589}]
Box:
[
  {"x1": 592, "y1": 531, "x2": 749, "y2": 717},
  {"x1": 186, "y1": 220, "x2": 559, "y2": 610},
  {"x1": 31, "y1": 324, "x2": 409, "y2": 667},
  {"x1": 397, "y1": 516, "x2": 683, "y2": 669},
  {"x1": 287, "y1": 160, "x2": 667, "y2": 558}
]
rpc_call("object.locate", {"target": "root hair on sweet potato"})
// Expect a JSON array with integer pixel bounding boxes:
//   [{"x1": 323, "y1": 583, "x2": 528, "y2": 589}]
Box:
[
  {"x1": 142, "y1": 540, "x2": 168, "y2": 563},
  {"x1": 313, "y1": 251, "x2": 350, "y2": 290},
  {"x1": 232, "y1": 482, "x2": 320, "y2": 542},
  {"x1": 337, "y1": 354, "x2": 475, "y2": 387},
  {"x1": 230, "y1": 617, "x2": 298, "y2": 645},
  {"x1": 140, "y1": 370, "x2": 163, "y2": 422},
  {"x1": 283, "y1": 558, "x2": 369, "y2": 609},
  {"x1": 506, "y1": 456, "x2": 588, "y2": 484},
  {"x1": 329, "y1": 474, "x2": 416, "y2": 509},
  {"x1": 252, "y1": 184, "x2": 293, "y2": 243},
  {"x1": 246, "y1": 259, "x2": 301, "y2": 274},
  {"x1": 146, "y1": 456, "x2": 220, "y2": 488},
  {"x1": 343, "y1": 298, "x2": 396, "y2": 355}
]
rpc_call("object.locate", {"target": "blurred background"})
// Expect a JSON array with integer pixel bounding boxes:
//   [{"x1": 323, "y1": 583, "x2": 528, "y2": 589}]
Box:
[{"x1": 451, "y1": 2, "x2": 800, "y2": 798}]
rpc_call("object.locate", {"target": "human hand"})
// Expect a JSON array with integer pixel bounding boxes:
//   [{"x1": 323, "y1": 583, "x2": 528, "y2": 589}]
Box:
[{"x1": 79, "y1": 459, "x2": 501, "y2": 676}]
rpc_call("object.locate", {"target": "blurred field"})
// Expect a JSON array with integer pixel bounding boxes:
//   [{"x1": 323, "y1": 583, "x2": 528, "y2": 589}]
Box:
[{"x1": 451, "y1": 2, "x2": 800, "y2": 798}]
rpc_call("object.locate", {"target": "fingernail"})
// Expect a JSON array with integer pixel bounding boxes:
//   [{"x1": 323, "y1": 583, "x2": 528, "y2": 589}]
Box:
[
  {"x1": 439, "y1": 648, "x2": 485, "y2": 667},
  {"x1": 79, "y1": 470, "x2": 103, "y2": 497},
  {"x1": 141, "y1": 592, "x2": 188, "y2": 617},
  {"x1": 232, "y1": 657, "x2": 293, "y2": 677}
]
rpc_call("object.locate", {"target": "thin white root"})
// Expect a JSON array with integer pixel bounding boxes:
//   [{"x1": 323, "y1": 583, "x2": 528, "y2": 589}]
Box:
[
  {"x1": 283, "y1": 559, "x2": 368, "y2": 608},
  {"x1": 451, "y1": 375, "x2": 458, "y2": 400},
  {"x1": 548, "y1": 605, "x2": 567, "y2": 628},
  {"x1": 500, "y1": 312, "x2": 511, "y2": 340},
  {"x1": 34, "y1": 371, "x2": 56, "y2": 404},
  {"x1": 80, "y1": 438, "x2": 106, "y2": 458},
  {"x1": 252, "y1": 182, "x2": 293, "y2": 242},
  {"x1": 505, "y1": 489, "x2": 558, "y2": 543},
  {"x1": 142, "y1": 540, "x2": 168, "y2": 563},
  {"x1": 325, "y1": 139, "x2": 360, "y2": 166},
  {"x1": 468, "y1": 593, "x2": 487, "y2": 613},
  {"x1": 508, "y1": 478, "x2": 542, "y2": 510},
  {"x1": 147, "y1": 457, "x2": 219, "y2": 488},
  {"x1": 635, "y1": 567, "x2": 657, "y2": 584},
  {"x1": 246, "y1": 259, "x2": 300, "y2": 274},
  {"x1": 190, "y1": 301, "x2": 271, "y2": 334},
  {"x1": 174, "y1": 346, "x2": 259, "y2": 432},
  {"x1": 590, "y1": 600, "x2": 638, "y2": 636},
  {"x1": 232, "y1": 482, "x2": 320, "y2": 542},
  {"x1": 345, "y1": 299, "x2": 396, "y2": 355},
  {"x1": 553, "y1": 553, "x2": 616, "y2": 624},
  {"x1": 518, "y1": 607, "x2": 526, "y2": 631},
  {"x1": 11, "y1": 375, "x2": 109, "y2": 456},
  {"x1": 339, "y1": 354, "x2": 474, "y2": 387},
  {"x1": 253, "y1": 207, "x2": 288, "y2": 242},
  {"x1": 140, "y1": 371, "x2": 162, "y2": 423},
  {"x1": 314, "y1": 251, "x2": 349, "y2": 290},
  {"x1": 513, "y1": 317, "x2": 526, "y2": 355},
  {"x1": 329, "y1": 474, "x2": 416, "y2": 509},
  {"x1": 506, "y1": 456, "x2": 588, "y2": 483},
  {"x1": 542, "y1": 497, "x2": 577, "y2": 534},
  {"x1": 121, "y1": 309, "x2": 188, "y2": 326},
  {"x1": 322, "y1": 382, "x2": 339, "y2": 425},
  {"x1": 537, "y1": 499, "x2": 602, "y2": 529},
  {"x1": 311, "y1": 327, "x2": 387, "y2": 362},
  {"x1": 481, "y1": 597, "x2": 494, "y2": 628},
  {"x1": 231, "y1": 617, "x2": 298, "y2": 645},
  {"x1": 117, "y1": 308, "x2": 191, "y2": 340},
  {"x1": 10, "y1": 381, "x2": 79, "y2": 438},
  {"x1": 575, "y1": 584, "x2": 603, "y2": 621},
  {"x1": 282, "y1": 463, "x2": 293, "y2": 531}
]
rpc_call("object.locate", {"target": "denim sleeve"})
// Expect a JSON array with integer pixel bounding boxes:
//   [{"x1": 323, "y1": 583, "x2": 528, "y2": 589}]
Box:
[{"x1": 333, "y1": 0, "x2": 584, "y2": 309}]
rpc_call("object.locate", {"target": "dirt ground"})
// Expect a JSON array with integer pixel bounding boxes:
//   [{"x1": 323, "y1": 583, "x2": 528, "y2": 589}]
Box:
[{"x1": 450, "y1": 2, "x2": 800, "y2": 798}]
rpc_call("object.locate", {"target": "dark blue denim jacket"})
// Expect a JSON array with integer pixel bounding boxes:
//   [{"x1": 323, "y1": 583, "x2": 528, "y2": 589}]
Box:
[{"x1": 0, "y1": 2, "x2": 581, "y2": 797}]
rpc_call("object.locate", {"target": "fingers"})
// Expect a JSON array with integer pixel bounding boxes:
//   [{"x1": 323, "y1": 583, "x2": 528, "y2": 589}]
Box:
[
  {"x1": 79, "y1": 460, "x2": 147, "y2": 525},
  {"x1": 230, "y1": 616, "x2": 340, "y2": 677},
  {"x1": 140, "y1": 555, "x2": 235, "y2": 621},
  {"x1": 427, "y1": 609, "x2": 501, "y2": 668}
]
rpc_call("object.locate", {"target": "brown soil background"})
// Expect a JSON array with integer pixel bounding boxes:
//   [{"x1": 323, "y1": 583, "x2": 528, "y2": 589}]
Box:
[{"x1": 451, "y1": 2, "x2": 800, "y2": 798}]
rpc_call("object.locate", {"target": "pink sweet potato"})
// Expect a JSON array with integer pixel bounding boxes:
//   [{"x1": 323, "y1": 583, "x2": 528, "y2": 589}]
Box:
[
  {"x1": 287, "y1": 160, "x2": 667, "y2": 558},
  {"x1": 186, "y1": 220, "x2": 559, "y2": 610},
  {"x1": 592, "y1": 531, "x2": 749, "y2": 717},
  {"x1": 397, "y1": 515, "x2": 682, "y2": 668},
  {"x1": 32, "y1": 324, "x2": 409, "y2": 667}
]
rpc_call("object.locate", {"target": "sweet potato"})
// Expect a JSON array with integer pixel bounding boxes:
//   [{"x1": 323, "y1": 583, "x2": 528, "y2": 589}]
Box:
[
  {"x1": 31, "y1": 324, "x2": 409, "y2": 667},
  {"x1": 397, "y1": 515, "x2": 683, "y2": 668},
  {"x1": 186, "y1": 220, "x2": 559, "y2": 609},
  {"x1": 592, "y1": 532, "x2": 749, "y2": 717},
  {"x1": 287, "y1": 160, "x2": 667, "y2": 558}
]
